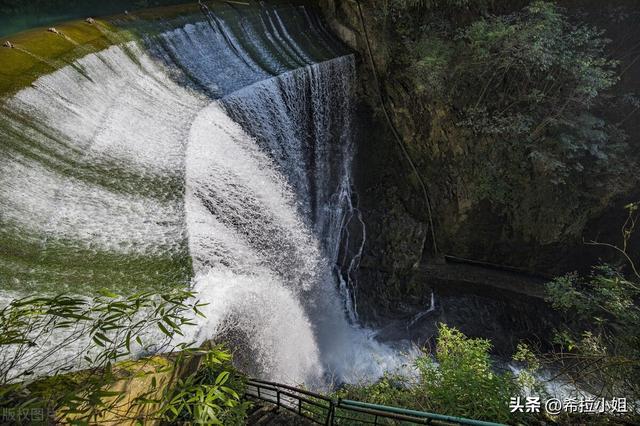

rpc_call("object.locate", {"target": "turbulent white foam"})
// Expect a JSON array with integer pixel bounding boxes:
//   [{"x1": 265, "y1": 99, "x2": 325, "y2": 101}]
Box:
[
  {"x1": 0, "y1": 42, "x2": 206, "y2": 255},
  {"x1": 0, "y1": 157, "x2": 182, "y2": 254},
  {"x1": 185, "y1": 102, "x2": 321, "y2": 287},
  {"x1": 188, "y1": 269, "x2": 323, "y2": 384},
  {"x1": 7, "y1": 43, "x2": 204, "y2": 174},
  {"x1": 184, "y1": 101, "x2": 325, "y2": 383}
]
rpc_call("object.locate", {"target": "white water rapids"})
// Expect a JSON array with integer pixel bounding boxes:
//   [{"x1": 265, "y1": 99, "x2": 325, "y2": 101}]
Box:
[{"x1": 0, "y1": 6, "x2": 411, "y2": 386}]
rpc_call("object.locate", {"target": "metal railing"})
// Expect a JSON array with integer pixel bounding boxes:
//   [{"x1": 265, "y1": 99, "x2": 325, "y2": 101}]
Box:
[
  {"x1": 244, "y1": 378, "x2": 505, "y2": 425},
  {"x1": 245, "y1": 378, "x2": 335, "y2": 424}
]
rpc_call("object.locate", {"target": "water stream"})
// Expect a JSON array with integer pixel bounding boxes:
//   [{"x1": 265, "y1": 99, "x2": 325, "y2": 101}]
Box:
[{"x1": 0, "y1": 3, "x2": 408, "y2": 386}]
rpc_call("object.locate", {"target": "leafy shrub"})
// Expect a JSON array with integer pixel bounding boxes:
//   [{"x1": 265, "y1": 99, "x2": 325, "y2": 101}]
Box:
[
  {"x1": 457, "y1": 2, "x2": 623, "y2": 183},
  {"x1": 457, "y1": 3, "x2": 616, "y2": 124},
  {"x1": 336, "y1": 324, "x2": 533, "y2": 423},
  {"x1": 154, "y1": 346, "x2": 250, "y2": 425},
  {"x1": 409, "y1": 36, "x2": 453, "y2": 95},
  {"x1": 539, "y1": 202, "x2": 640, "y2": 423},
  {"x1": 415, "y1": 325, "x2": 521, "y2": 422},
  {"x1": 545, "y1": 203, "x2": 639, "y2": 410}
]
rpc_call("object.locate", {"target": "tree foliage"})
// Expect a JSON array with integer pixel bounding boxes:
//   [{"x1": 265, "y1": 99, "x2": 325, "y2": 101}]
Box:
[
  {"x1": 0, "y1": 289, "x2": 248, "y2": 424},
  {"x1": 145, "y1": 346, "x2": 249, "y2": 425},
  {"x1": 403, "y1": 0, "x2": 630, "y2": 201},
  {"x1": 455, "y1": 1, "x2": 621, "y2": 182}
]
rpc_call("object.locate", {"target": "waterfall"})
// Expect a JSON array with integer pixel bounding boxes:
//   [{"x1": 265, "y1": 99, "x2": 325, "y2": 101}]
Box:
[
  {"x1": 0, "y1": 4, "x2": 406, "y2": 386},
  {"x1": 185, "y1": 58, "x2": 401, "y2": 385}
]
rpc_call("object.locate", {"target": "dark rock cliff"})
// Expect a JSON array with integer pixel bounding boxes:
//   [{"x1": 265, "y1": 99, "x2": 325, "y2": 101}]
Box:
[{"x1": 320, "y1": 0, "x2": 640, "y2": 322}]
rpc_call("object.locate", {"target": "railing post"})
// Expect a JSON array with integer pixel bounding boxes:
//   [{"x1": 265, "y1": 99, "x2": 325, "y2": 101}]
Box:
[
  {"x1": 276, "y1": 389, "x2": 281, "y2": 407},
  {"x1": 325, "y1": 400, "x2": 334, "y2": 426},
  {"x1": 257, "y1": 385, "x2": 261, "y2": 399}
]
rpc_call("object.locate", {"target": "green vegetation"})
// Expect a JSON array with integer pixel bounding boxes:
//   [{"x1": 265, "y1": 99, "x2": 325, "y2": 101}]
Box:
[
  {"x1": 155, "y1": 348, "x2": 250, "y2": 425},
  {"x1": 336, "y1": 324, "x2": 539, "y2": 424},
  {"x1": 544, "y1": 202, "x2": 640, "y2": 420},
  {"x1": 0, "y1": 2, "x2": 205, "y2": 97},
  {"x1": 392, "y1": 0, "x2": 492, "y2": 12},
  {"x1": 0, "y1": 289, "x2": 248, "y2": 424},
  {"x1": 455, "y1": 1, "x2": 621, "y2": 186},
  {"x1": 352, "y1": 0, "x2": 640, "y2": 275},
  {"x1": 0, "y1": 232, "x2": 191, "y2": 295},
  {"x1": 0, "y1": 0, "x2": 199, "y2": 38},
  {"x1": 0, "y1": 19, "x2": 119, "y2": 97},
  {"x1": 406, "y1": 1, "x2": 626, "y2": 192}
]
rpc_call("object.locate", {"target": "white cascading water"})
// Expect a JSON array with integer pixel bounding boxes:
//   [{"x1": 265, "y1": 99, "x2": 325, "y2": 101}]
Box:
[
  {"x1": 0, "y1": 6, "x2": 409, "y2": 386},
  {"x1": 185, "y1": 59, "x2": 405, "y2": 385}
]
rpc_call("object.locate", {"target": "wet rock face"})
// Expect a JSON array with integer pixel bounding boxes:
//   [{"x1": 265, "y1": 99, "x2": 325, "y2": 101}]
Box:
[
  {"x1": 345, "y1": 103, "x2": 430, "y2": 323},
  {"x1": 320, "y1": 0, "x2": 640, "y2": 321}
]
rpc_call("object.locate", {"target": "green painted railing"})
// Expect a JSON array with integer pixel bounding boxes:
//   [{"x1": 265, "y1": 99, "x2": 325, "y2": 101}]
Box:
[{"x1": 244, "y1": 378, "x2": 506, "y2": 425}]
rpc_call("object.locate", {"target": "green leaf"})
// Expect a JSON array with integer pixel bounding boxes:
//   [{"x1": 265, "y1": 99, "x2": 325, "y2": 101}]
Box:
[
  {"x1": 98, "y1": 289, "x2": 119, "y2": 298},
  {"x1": 215, "y1": 371, "x2": 230, "y2": 386},
  {"x1": 157, "y1": 322, "x2": 172, "y2": 337}
]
